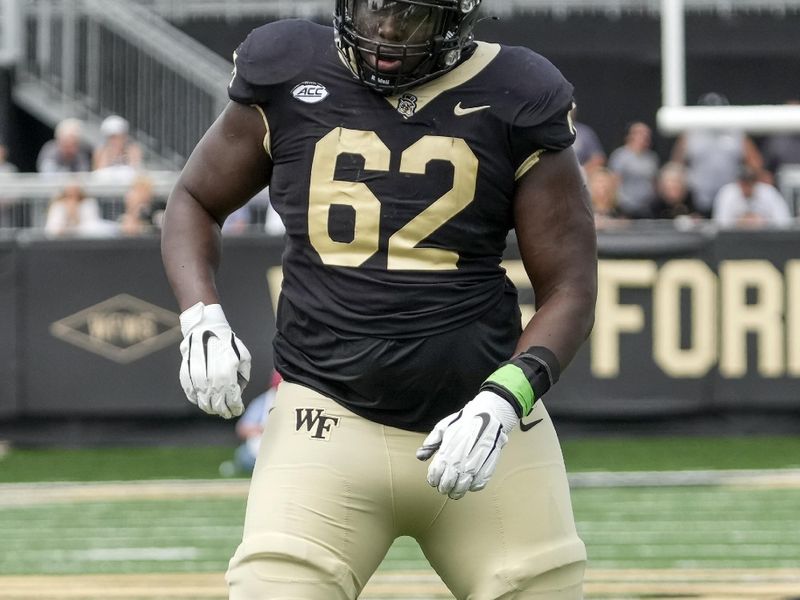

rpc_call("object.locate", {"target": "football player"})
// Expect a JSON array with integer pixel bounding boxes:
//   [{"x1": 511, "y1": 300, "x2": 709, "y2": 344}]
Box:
[{"x1": 162, "y1": 1, "x2": 597, "y2": 598}]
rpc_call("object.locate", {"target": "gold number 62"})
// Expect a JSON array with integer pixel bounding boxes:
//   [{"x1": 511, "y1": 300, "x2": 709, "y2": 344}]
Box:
[{"x1": 308, "y1": 128, "x2": 479, "y2": 271}]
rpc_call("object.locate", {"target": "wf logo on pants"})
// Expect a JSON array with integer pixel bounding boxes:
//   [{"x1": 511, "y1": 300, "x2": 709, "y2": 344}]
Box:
[{"x1": 295, "y1": 408, "x2": 340, "y2": 440}]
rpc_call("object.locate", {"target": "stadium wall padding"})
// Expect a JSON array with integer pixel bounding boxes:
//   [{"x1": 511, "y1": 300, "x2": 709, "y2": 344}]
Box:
[
  {"x1": 710, "y1": 231, "x2": 800, "y2": 411},
  {"x1": 16, "y1": 237, "x2": 279, "y2": 416},
  {"x1": 0, "y1": 238, "x2": 17, "y2": 417},
  {"x1": 0, "y1": 231, "x2": 798, "y2": 420}
]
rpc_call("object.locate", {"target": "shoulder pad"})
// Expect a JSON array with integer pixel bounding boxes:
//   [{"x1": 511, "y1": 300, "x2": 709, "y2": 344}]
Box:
[
  {"x1": 234, "y1": 19, "x2": 327, "y2": 87},
  {"x1": 493, "y1": 45, "x2": 574, "y2": 128}
]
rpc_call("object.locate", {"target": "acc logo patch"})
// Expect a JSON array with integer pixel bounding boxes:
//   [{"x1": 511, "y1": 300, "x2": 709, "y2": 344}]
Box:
[
  {"x1": 397, "y1": 93, "x2": 418, "y2": 119},
  {"x1": 291, "y1": 81, "x2": 330, "y2": 104}
]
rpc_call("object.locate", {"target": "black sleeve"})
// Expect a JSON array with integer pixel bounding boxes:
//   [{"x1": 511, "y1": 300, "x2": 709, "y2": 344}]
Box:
[
  {"x1": 228, "y1": 42, "x2": 258, "y2": 105},
  {"x1": 502, "y1": 48, "x2": 576, "y2": 172},
  {"x1": 227, "y1": 19, "x2": 318, "y2": 105},
  {"x1": 511, "y1": 98, "x2": 575, "y2": 156}
]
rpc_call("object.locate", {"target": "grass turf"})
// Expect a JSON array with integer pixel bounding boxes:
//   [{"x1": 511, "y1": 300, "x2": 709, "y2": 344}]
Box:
[
  {"x1": 3, "y1": 488, "x2": 800, "y2": 573},
  {"x1": 0, "y1": 447, "x2": 235, "y2": 483},
  {"x1": 562, "y1": 436, "x2": 800, "y2": 472},
  {"x1": 0, "y1": 437, "x2": 799, "y2": 483}
]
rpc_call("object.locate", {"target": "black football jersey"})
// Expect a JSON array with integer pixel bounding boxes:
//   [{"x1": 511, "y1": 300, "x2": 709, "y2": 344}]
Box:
[{"x1": 229, "y1": 19, "x2": 576, "y2": 430}]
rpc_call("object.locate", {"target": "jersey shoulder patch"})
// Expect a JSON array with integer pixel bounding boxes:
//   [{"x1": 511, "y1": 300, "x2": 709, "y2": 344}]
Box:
[{"x1": 229, "y1": 19, "x2": 331, "y2": 103}]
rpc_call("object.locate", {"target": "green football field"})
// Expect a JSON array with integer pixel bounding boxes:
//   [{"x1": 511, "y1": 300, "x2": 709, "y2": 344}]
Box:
[{"x1": 1, "y1": 437, "x2": 799, "y2": 599}]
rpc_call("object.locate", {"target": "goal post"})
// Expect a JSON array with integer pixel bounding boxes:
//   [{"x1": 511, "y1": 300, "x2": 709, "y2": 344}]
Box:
[
  {"x1": 658, "y1": 105, "x2": 800, "y2": 135},
  {"x1": 656, "y1": 0, "x2": 800, "y2": 135}
]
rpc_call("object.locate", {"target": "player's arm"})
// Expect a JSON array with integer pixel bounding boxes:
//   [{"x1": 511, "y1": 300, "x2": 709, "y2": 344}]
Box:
[
  {"x1": 417, "y1": 149, "x2": 597, "y2": 500},
  {"x1": 513, "y1": 147, "x2": 597, "y2": 363},
  {"x1": 161, "y1": 101, "x2": 272, "y2": 419},
  {"x1": 162, "y1": 101, "x2": 272, "y2": 310},
  {"x1": 670, "y1": 134, "x2": 687, "y2": 164},
  {"x1": 476, "y1": 148, "x2": 596, "y2": 419}
]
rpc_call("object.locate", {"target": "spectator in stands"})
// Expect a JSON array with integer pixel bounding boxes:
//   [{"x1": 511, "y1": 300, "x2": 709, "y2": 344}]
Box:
[
  {"x1": 222, "y1": 203, "x2": 256, "y2": 235},
  {"x1": 712, "y1": 165, "x2": 792, "y2": 229},
  {"x1": 762, "y1": 99, "x2": 800, "y2": 179},
  {"x1": 37, "y1": 118, "x2": 92, "y2": 174},
  {"x1": 570, "y1": 104, "x2": 605, "y2": 176},
  {"x1": 608, "y1": 122, "x2": 660, "y2": 218},
  {"x1": 0, "y1": 140, "x2": 17, "y2": 174},
  {"x1": 652, "y1": 162, "x2": 699, "y2": 220},
  {"x1": 0, "y1": 140, "x2": 21, "y2": 228},
  {"x1": 222, "y1": 188, "x2": 277, "y2": 236},
  {"x1": 589, "y1": 168, "x2": 626, "y2": 230},
  {"x1": 93, "y1": 115, "x2": 143, "y2": 172},
  {"x1": 44, "y1": 182, "x2": 112, "y2": 237},
  {"x1": 220, "y1": 372, "x2": 282, "y2": 476},
  {"x1": 118, "y1": 174, "x2": 164, "y2": 236},
  {"x1": 670, "y1": 92, "x2": 763, "y2": 218}
]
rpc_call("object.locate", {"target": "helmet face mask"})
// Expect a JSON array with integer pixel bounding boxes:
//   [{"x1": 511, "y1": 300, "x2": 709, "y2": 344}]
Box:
[{"x1": 335, "y1": 0, "x2": 482, "y2": 95}]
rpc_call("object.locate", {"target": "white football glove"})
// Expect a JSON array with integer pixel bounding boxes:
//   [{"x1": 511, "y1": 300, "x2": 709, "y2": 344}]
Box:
[
  {"x1": 178, "y1": 302, "x2": 251, "y2": 419},
  {"x1": 416, "y1": 391, "x2": 518, "y2": 500}
]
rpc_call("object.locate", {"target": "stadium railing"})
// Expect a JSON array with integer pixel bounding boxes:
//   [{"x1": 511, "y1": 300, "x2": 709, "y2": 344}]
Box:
[
  {"x1": 0, "y1": 171, "x2": 177, "y2": 230},
  {"x1": 0, "y1": 171, "x2": 275, "y2": 234},
  {"x1": 778, "y1": 165, "x2": 800, "y2": 216},
  {"x1": 1, "y1": 167, "x2": 799, "y2": 233},
  {"x1": 11, "y1": 0, "x2": 231, "y2": 169}
]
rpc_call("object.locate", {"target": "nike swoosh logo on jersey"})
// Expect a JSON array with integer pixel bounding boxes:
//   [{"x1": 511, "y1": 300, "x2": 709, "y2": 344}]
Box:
[
  {"x1": 454, "y1": 102, "x2": 490, "y2": 116},
  {"x1": 202, "y1": 331, "x2": 218, "y2": 375},
  {"x1": 519, "y1": 418, "x2": 543, "y2": 432}
]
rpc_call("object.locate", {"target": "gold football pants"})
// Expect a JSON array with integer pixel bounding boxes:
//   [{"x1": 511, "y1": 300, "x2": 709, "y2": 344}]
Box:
[{"x1": 227, "y1": 382, "x2": 586, "y2": 599}]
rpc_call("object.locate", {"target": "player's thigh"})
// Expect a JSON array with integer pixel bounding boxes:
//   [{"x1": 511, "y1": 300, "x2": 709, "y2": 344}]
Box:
[
  {"x1": 227, "y1": 382, "x2": 395, "y2": 600},
  {"x1": 417, "y1": 403, "x2": 586, "y2": 600}
]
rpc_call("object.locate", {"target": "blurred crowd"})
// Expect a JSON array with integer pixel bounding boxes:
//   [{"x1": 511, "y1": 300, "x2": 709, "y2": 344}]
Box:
[
  {"x1": 0, "y1": 114, "x2": 169, "y2": 237},
  {"x1": 0, "y1": 113, "x2": 284, "y2": 238},
  {"x1": 578, "y1": 94, "x2": 800, "y2": 231},
  {"x1": 2, "y1": 94, "x2": 800, "y2": 238}
]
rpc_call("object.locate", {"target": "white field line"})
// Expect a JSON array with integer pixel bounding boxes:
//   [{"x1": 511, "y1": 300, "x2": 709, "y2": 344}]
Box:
[
  {"x1": 0, "y1": 570, "x2": 799, "y2": 599},
  {"x1": 569, "y1": 468, "x2": 800, "y2": 489},
  {"x1": 0, "y1": 469, "x2": 799, "y2": 506},
  {"x1": 0, "y1": 480, "x2": 250, "y2": 506},
  {"x1": 0, "y1": 469, "x2": 800, "y2": 506}
]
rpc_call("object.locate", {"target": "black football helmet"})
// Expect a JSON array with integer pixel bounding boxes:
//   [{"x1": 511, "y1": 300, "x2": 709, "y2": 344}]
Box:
[{"x1": 334, "y1": 0, "x2": 482, "y2": 95}]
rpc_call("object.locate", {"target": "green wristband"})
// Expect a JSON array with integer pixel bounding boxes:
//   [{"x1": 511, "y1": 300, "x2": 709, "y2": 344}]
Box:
[{"x1": 483, "y1": 364, "x2": 535, "y2": 416}]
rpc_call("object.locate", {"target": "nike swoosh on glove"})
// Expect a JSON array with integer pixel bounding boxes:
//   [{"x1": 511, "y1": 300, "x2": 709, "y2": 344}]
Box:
[
  {"x1": 416, "y1": 391, "x2": 518, "y2": 500},
  {"x1": 178, "y1": 302, "x2": 251, "y2": 419}
]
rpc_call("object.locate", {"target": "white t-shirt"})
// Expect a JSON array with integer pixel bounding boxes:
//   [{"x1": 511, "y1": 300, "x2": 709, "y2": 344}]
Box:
[
  {"x1": 44, "y1": 198, "x2": 100, "y2": 236},
  {"x1": 44, "y1": 197, "x2": 118, "y2": 237},
  {"x1": 712, "y1": 182, "x2": 793, "y2": 228}
]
